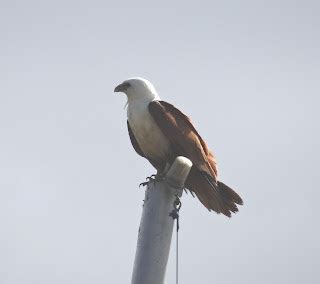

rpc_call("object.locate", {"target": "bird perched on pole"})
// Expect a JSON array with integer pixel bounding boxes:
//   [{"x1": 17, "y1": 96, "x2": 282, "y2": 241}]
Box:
[{"x1": 115, "y1": 77, "x2": 243, "y2": 217}]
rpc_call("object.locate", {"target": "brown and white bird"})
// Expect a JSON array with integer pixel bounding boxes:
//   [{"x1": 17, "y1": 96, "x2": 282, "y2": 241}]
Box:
[{"x1": 115, "y1": 77, "x2": 243, "y2": 217}]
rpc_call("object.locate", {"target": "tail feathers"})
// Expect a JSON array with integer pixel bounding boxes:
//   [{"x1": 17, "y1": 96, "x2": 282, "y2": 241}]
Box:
[
  {"x1": 218, "y1": 182, "x2": 241, "y2": 217},
  {"x1": 186, "y1": 169, "x2": 243, "y2": 217},
  {"x1": 218, "y1": 181, "x2": 243, "y2": 206}
]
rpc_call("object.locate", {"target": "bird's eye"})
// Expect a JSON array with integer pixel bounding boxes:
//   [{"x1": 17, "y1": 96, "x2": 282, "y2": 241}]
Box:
[{"x1": 123, "y1": 82, "x2": 131, "y2": 89}]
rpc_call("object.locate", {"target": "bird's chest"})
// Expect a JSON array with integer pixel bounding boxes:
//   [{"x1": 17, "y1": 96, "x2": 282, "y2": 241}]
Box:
[{"x1": 127, "y1": 103, "x2": 170, "y2": 160}]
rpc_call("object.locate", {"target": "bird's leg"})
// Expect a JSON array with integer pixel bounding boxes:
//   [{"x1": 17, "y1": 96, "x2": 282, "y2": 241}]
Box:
[
  {"x1": 146, "y1": 174, "x2": 156, "y2": 181},
  {"x1": 139, "y1": 174, "x2": 157, "y2": 187},
  {"x1": 152, "y1": 163, "x2": 171, "y2": 183},
  {"x1": 139, "y1": 163, "x2": 171, "y2": 187}
]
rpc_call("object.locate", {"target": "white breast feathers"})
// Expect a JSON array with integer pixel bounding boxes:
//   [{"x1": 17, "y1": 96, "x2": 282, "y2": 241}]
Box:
[{"x1": 127, "y1": 101, "x2": 170, "y2": 161}]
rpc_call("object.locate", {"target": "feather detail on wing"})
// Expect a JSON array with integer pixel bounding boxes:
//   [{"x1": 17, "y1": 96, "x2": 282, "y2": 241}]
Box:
[
  {"x1": 148, "y1": 101, "x2": 218, "y2": 178},
  {"x1": 148, "y1": 100, "x2": 243, "y2": 216}
]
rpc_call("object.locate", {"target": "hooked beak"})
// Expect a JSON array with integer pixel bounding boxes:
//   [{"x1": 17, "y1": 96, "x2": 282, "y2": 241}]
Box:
[{"x1": 114, "y1": 82, "x2": 130, "y2": 93}]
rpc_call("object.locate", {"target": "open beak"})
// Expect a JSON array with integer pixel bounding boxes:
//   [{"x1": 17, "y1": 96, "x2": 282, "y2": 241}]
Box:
[{"x1": 114, "y1": 82, "x2": 130, "y2": 93}]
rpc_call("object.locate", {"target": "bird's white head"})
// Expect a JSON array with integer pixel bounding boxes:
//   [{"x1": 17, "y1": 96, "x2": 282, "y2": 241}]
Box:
[{"x1": 114, "y1": 77, "x2": 160, "y2": 104}]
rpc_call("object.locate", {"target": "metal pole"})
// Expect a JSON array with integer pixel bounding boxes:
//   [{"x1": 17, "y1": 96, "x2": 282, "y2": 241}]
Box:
[{"x1": 131, "y1": 157, "x2": 192, "y2": 284}]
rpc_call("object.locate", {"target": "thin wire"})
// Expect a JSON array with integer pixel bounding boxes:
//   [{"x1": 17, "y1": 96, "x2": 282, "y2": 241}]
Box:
[
  {"x1": 176, "y1": 220, "x2": 179, "y2": 284},
  {"x1": 169, "y1": 196, "x2": 181, "y2": 284}
]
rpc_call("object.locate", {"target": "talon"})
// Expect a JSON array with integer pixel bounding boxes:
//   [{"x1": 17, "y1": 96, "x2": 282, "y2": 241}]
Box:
[
  {"x1": 139, "y1": 173, "x2": 165, "y2": 188},
  {"x1": 146, "y1": 174, "x2": 156, "y2": 182},
  {"x1": 139, "y1": 181, "x2": 149, "y2": 187}
]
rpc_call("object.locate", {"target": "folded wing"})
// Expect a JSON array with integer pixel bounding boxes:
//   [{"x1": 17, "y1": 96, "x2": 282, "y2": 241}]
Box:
[{"x1": 148, "y1": 100, "x2": 243, "y2": 217}]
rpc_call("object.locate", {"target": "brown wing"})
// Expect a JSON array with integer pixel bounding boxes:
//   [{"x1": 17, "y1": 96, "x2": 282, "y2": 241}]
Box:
[
  {"x1": 148, "y1": 101, "x2": 218, "y2": 178},
  {"x1": 148, "y1": 101, "x2": 243, "y2": 216}
]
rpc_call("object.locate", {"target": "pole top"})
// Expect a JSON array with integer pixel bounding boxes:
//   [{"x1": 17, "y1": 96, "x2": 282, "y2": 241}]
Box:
[{"x1": 165, "y1": 156, "x2": 193, "y2": 190}]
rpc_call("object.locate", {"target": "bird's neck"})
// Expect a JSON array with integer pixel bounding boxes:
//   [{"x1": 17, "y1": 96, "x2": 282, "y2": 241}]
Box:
[
  {"x1": 126, "y1": 95, "x2": 160, "y2": 118},
  {"x1": 127, "y1": 92, "x2": 160, "y2": 106}
]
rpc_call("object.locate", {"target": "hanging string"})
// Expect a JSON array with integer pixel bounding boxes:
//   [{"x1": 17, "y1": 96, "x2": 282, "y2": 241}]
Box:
[
  {"x1": 170, "y1": 197, "x2": 182, "y2": 284},
  {"x1": 176, "y1": 216, "x2": 179, "y2": 284}
]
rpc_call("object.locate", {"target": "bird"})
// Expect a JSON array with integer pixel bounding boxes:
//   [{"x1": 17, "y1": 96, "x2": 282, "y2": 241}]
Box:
[{"x1": 114, "y1": 77, "x2": 243, "y2": 217}]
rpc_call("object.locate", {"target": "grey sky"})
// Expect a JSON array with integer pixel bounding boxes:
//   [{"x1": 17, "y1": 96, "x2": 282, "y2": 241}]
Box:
[{"x1": 1, "y1": 0, "x2": 319, "y2": 283}]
